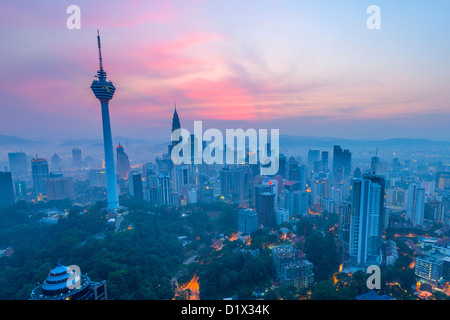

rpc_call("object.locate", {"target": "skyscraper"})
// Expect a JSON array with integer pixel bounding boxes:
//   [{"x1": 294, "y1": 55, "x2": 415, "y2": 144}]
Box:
[
  {"x1": 172, "y1": 104, "x2": 181, "y2": 133},
  {"x1": 157, "y1": 173, "x2": 171, "y2": 205},
  {"x1": 31, "y1": 157, "x2": 49, "y2": 195},
  {"x1": 90, "y1": 31, "x2": 119, "y2": 210},
  {"x1": 129, "y1": 171, "x2": 143, "y2": 199},
  {"x1": 14, "y1": 180, "x2": 26, "y2": 200},
  {"x1": 174, "y1": 165, "x2": 189, "y2": 200},
  {"x1": 407, "y1": 184, "x2": 425, "y2": 227},
  {"x1": 169, "y1": 104, "x2": 181, "y2": 156},
  {"x1": 278, "y1": 154, "x2": 287, "y2": 178},
  {"x1": 362, "y1": 173, "x2": 386, "y2": 232},
  {"x1": 308, "y1": 150, "x2": 320, "y2": 178},
  {"x1": 333, "y1": 145, "x2": 351, "y2": 183},
  {"x1": 116, "y1": 144, "x2": 131, "y2": 179},
  {"x1": 0, "y1": 171, "x2": 15, "y2": 207},
  {"x1": 238, "y1": 208, "x2": 259, "y2": 235},
  {"x1": 72, "y1": 148, "x2": 83, "y2": 168},
  {"x1": 321, "y1": 151, "x2": 329, "y2": 172},
  {"x1": 349, "y1": 178, "x2": 382, "y2": 266},
  {"x1": 256, "y1": 192, "x2": 275, "y2": 228},
  {"x1": 51, "y1": 153, "x2": 62, "y2": 171},
  {"x1": 8, "y1": 152, "x2": 28, "y2": 178}
]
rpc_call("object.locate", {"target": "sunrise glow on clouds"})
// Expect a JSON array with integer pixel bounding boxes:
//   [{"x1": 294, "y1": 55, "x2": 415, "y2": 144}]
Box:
[{"x1": 0, "y1": 0, "x2": 449, "y2": 141}]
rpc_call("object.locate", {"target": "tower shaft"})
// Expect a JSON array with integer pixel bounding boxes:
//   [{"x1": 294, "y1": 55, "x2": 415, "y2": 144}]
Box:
[
  {"x1": 101, "y1": 102, "x2": 119, "y2": 210},
  {"x1": 90, "y1": 31, "x2": 119, "y2": 211}
]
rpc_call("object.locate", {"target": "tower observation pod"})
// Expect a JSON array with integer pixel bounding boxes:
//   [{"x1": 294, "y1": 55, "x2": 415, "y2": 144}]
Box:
[{"x1": 90, "y1": 30, "x2": 119, "y2": 210}]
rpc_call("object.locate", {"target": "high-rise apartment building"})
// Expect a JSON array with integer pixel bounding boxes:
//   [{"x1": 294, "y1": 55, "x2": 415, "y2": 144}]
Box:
[
  {"x1": 349, "y1": 178, "x2": 383, "y2": 266},
  {"x1": 407, "y1": 183, "x2": 426, "y2": 227}
]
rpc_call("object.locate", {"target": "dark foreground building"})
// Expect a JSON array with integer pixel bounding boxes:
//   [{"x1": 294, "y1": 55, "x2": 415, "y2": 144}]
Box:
[{"x1": 30, "y1": 262, "x2": 107, "y2": 300}]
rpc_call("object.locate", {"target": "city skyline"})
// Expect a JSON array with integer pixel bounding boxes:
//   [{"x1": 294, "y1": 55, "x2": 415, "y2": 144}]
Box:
[
  {"x1": 2, "y1": 1, "x2": 450, "y2": 305},
  {"x1": 0, "y1": 1, "x2": 449, "y2": 142}
]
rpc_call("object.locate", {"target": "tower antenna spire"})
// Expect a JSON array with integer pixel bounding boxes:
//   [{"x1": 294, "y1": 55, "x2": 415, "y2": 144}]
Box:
[{"x1": 97, "y1": 29, "x2": 103, "y2": 71}]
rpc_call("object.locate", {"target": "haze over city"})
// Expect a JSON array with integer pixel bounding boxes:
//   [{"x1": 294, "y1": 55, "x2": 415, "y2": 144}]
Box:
[{"x1": 0, "y1": 1, "x2": 449, "y2": 141}]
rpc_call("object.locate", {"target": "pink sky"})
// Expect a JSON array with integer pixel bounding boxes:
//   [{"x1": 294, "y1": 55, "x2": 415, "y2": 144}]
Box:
[{"x1": 0, "y1": 1, "x2": 449, "y2": 142}]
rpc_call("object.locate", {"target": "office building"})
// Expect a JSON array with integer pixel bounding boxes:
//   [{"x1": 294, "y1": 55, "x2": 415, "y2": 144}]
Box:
[
  {"x1": 46, "y1": 177, "x2": 75, "y2": 201},
  {"x1": 338, "y1": 201, "x2": 351, "y2": 246},
  {"x1": 157, "y1": 173, "x2": 171, "y2": 205},
  {"x1": 14, "y1": 180, "x2": 26, "y2": 200},
  {"x1": 220, "y1": 166, "x2": 253, "y2": 206},
  {"x1": 386, "y1": 187, "x2": 408, "y2": 209},
  {"x1": 0, "y1": 172, "x2": 15, "y2": 207},
  {"x1": 32, "y1": 157, "x2": 49, "y2": 195},
  {"x1": 89, "y1": 169, "x2": 107, "y2": 187},
  {"x1": 296, "y1": 191, "x2": 309, "y2": 216},
  {"x1": 188, "y1": 187, "x2": 197, "y2": 204},
  {"x1": 275, "y1": 207, "x2": 290, "y2": 225},
  {"x1": 238, "y1": 208, "x2": 259, "y2": 235},
  {"x1": 289, "y1": 164, "x2": 307, "y2": 191},
  {"x1": 308, "y1": 150, "x2": 320, "y2": 178},
  {"x1": 174, "y1": 165, "x2": 189, "y2": 195},
  {"x1": 424, "y1": 200, "x2": 445, "y2": 222},
  {"x1": 51, "y1": 153, "x2": 63, "y2": 171},
  {"x1": 72, "y1": 148, "x2": 83, "y2": 168},
  {"x1": 436, "y1": 172, "x2": 450, "y2": 190},
  {"x1": 256, "y1": 192, "x2": 275, "y2": 228},
  {"x1": 198, "y1": 183, "x2": 214, "y2": 204},
  {"x1": 278, "y1": 154, "x2": 287, "y2": 178},
  {"x1": 116, "y1": 143, "x2": 131, "y2": 179},
  {"x1": 333, "y1": 145, "x2": 351, "y2": 183},
  {"x1": 385, "y1": 240, "x2": 398, "y2": 266},
  {"x1": 8, "y1": 152, "x2": 28, "y2": 178},
  {"x1": 129, "y1": 171, "x2": 143, "y2": 199},
  {"x1": 321, "y1": 151, "x2": 329, "y2": 172},
  {"x1": 415, "y1": 252, "x2": 444, "y2": 287}
]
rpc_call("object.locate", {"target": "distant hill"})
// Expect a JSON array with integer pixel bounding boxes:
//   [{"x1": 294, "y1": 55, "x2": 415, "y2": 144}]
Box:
[
  {"x1": 279, "y1": 135, "x2": 450, "y2": 148},
  {"x1": 0, "y1": 134, "x2": 36, "y2": 146},
  {"x1": 1, "y1": 133, "x2": 449, "y2": 151},
  {"x1": 58, "y1": 136, "x2": 153, "y2": 147}
]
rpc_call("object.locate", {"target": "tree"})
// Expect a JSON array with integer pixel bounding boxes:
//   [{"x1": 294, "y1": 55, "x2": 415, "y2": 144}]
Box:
[
  {"x1": 398, "y1": 268, "x2": 416, "y2": 291},
  {"x1": 304, "y1": 231, "x2": 340, "y2": 281},
  {"x1": 310, "y1": 280, "x2": 339, "y2": 300}
]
